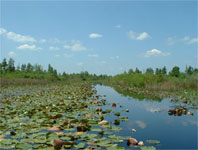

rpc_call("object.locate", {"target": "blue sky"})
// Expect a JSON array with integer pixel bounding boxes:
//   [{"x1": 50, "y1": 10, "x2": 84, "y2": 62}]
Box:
[{"x1": 0, "y1": 1, "x2": 197, "y2": 75}]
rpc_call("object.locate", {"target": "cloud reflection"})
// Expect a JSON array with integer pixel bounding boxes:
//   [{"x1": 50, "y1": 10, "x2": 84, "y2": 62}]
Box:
[
  {"x1": 135, "y1": 120, "x2": 147, "y2": 129},
  {"x1": 126, "y1": 120, "x2": 147, "y2": 129},
  {"x1": 182, "y1": 119, "x2": 198, "y2": 127}
]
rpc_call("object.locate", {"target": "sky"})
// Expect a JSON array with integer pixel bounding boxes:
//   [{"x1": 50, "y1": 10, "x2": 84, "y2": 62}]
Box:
[{"x1": 0, "y1": 1, "x2": 197, "y2": 75}]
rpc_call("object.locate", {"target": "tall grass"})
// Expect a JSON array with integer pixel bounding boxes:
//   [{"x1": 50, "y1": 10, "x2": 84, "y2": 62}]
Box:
[{"x1": 109, "y1": 73, "x2": 198, "y2": 91}]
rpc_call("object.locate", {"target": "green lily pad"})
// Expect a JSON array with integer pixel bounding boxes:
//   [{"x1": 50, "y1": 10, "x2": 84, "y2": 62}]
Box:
[
  {"x1": 146, "y1": 140, "x2": 160, "y2": 144},
  {"x1": 75, "y1": 143, "x2": 85, "y2": 149},
  {"x1": 140, "y1": 146, "x2": 156, "y2": 150},
  {"x1": 15, "y1": 143, "x2": 32, "y2": 149}
]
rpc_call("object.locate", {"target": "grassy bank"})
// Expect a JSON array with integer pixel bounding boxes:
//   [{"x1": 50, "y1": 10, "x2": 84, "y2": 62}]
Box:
[{"x1": 103, "y1": 73, "x2": 198, "y2": 105}]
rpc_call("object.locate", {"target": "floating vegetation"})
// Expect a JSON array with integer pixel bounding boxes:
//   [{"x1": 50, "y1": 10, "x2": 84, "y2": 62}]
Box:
[
  {"x1": 168, "y1": 106, "x2": 188, "y2": 116},
  {"x1": 141, "y1": 146, "x2": 156, "y2": 150},
  {"x1": 146, "y1": 140, "x2": 160, "y2": 145},
  {"x1": 1, "y1": 84, "x2": 159, "y2": 150}
]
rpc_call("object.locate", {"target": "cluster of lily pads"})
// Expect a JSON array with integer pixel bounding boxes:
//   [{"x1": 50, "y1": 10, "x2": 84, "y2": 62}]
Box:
[{"x1": 0, "y1": 84, "x2": 159, "y2": 150}]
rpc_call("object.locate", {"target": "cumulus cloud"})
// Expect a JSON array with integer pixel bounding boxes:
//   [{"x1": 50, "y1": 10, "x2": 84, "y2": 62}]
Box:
[
  {"x1": 0, "y1": 28, "x2": 7, "y2": 35},
  {"x1": 136, "y1": 32, "x2": 150, "y2": 40},
  {"x1": 8, "y1": 51, "x2": 16, "y2": 57},
  {"x1": 110, "y1": 56, "x2": 119, "y2": 59},
  {"x1": 49, "y1": 46, "x2": 59, "y2": 51},
  {"x1": 63, "y1": 41, "x2": 88, "y2": 51},
  {"x1": 142, "y1": 49, "x2": 170, "y2": 57},
  {"x1": 89, "y1": 33, "x2": 103, "y2": 39},
  {"x1": 7, "y1": 32, "x2": 36, "y2": 43},
  {"x1": 167, "y1": 36, "x2": 198, "y2": 45},
  {"x1": 88, "y1": 54, "x2": 99, "y2": 57},
  {"x1": 128, "y1": 30, "x2": 150, "y2": 40},
  {"x1": 17, "y1": 44, "x2": 42, "y2": 51}
]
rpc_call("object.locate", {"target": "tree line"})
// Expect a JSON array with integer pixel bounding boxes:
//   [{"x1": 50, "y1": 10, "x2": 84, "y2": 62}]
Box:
[
  {"x1": 0, "y1": 58, "x2": 197, "y2": 80},
  {"x1": 0, "y1": 58, "x2": 108, "y2": 81},
  {"x1": 126, "y1": 66, "x2": 197, "y2": 77}
]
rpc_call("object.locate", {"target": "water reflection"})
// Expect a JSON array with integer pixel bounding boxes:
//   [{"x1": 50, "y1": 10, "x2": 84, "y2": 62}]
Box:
[
  {"x1": 135, "y1": 120, "x2": 147, "y2": 129},
  {"x1": 126, "y1": 120, "x2": 147, "y2": 130},
  {"x1": 112, "y1": 86, "x2": 163, "y2": 101},
  {"x1": 141, "y1": 103, "x2": 168, "y2": 113},
  {"x1": 95, "y1": 85, "x2": 198, "y2": 149}
]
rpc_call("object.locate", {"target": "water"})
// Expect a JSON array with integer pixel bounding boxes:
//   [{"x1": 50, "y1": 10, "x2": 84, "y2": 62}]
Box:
[{"x1": 94, "y1": 85, "x2": 198, "y2": 149}]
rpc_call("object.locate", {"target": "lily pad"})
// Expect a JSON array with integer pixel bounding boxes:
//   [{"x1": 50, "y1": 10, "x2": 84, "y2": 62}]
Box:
[
  {"x1": 140, "y1": 146, "x2": 156, "y2": 150},
  {"x1": 146, "y1": 140, "x2": 160, "y2": 144}
]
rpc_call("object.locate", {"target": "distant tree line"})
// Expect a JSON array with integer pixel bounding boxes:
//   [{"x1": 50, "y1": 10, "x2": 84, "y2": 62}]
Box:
[
  {"x1": 0, "y1": 58, "x2": 108, "y2": 81},
  {"x1": 0, "y1": 58, "x2": 197, "y2": 81},
  {"x1": 126, "y1": 66, "x2": 198, "y2": 77}
]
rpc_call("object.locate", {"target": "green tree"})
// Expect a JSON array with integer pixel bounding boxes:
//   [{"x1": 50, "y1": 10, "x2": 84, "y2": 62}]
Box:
[
  {"x1": 155, "y1": 68, "x2": 162, "y2": 75},
  {"x1": 161, "y1": 66, "x2": 167, "y2": 75},
  {"x1": 145, "y1": 68, "x2": 154, "y2": 75},
  {"x1": 128, "y1": 69, "x2": 134, "y2": 74},
  {"x1": 26, "y1": 63, "x2": 33, "y2": 72},
  {"x1": 170, "y1": 66, "x2": 180, "y2": 77},
  {"x1": 48, "y1": 64, "x2": 54, "y2": 73},
  {"x1": 185, "y1": 66, "x2": 193, "y2": 75},
  {"x1": 7, "y1": 58, "x2": 15, "y2": 72},
  {"x1": 21, "y1": 64, "x2": 26, "y2": 72},
  {"x1": 53, "y1": 69, "x2": 58, "y2": 77},
  {"x1": 2, "y1": 58, "x2": 8, "y2": 73},
  {"x1": 34, "y1": 64, "x2": 43, "y2": 73},
  {"x1": 135, "y1": 68, "x2": 141, "y2": 74},
  {"x1": 194, "y1": 68, "x2": 198, "y2": 74},
  {"x1": 0, "y1": 63, "x2": 2, "y2": 74}
]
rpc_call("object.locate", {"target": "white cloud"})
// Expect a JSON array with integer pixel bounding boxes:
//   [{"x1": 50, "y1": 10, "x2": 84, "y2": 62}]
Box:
[
  {"x1": 63, "y1": 41, "x2": 88, "y2": 51},
  {"x1": 188, "y1": 38, "x2": 198, "y2": 44},
  {"x1": 88, "y1": 54, "x2": 98, "y2": 57},
  {"x1": 77, "y1": 62, "x2": 83, "y2": 66},
  {"x1": 49, "y1": 46, "x2": 59, "y2": 51},
  {"x1": 17, "y1": 44, "x2": 42, "y2": 51},
  {"x1": 0, "y1": 28, "x2": 7, "y2": 35},
  {"x1": 128, "y1": 30, "x2": 150, "y2": 40},
  {"x1": 7, "y1": 32, "x2": 36, "y2": 42},
  {"x1": 110, "y1": 56, "x2": 119, "y2": 59},
  {"x1": 89, "y1": 33, "x2": 103, "y2": 39},
  {"x1": 136, "y1": 32, "x2": 150, "y2": 40},
  {"x1": 142, "y1": 49, "x2": 170, "y2": 57},
  {"x1": 115, "y1": 24, "x2": 121, "y2": 28},
  {"x1": 8, "y1": 51, "x2": 16, "y2": 57},
  {"x1": 167, "y1": 36, "x2": 198, "y2": 45}
]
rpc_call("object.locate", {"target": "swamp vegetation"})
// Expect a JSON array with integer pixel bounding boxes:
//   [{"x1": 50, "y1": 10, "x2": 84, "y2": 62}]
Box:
[{"x1": 0, "y1": 58, "x2": 197, "y2": 149}]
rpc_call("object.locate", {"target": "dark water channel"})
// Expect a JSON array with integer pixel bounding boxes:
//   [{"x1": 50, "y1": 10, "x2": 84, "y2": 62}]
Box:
[{"x1": 94, "y1": 85, "x2": 198, "y2": 149}]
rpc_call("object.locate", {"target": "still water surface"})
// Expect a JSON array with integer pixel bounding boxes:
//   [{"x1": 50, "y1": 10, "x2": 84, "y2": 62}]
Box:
[{"x1": 94, "y1": 85, "x2": 197, "y2": 149}]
